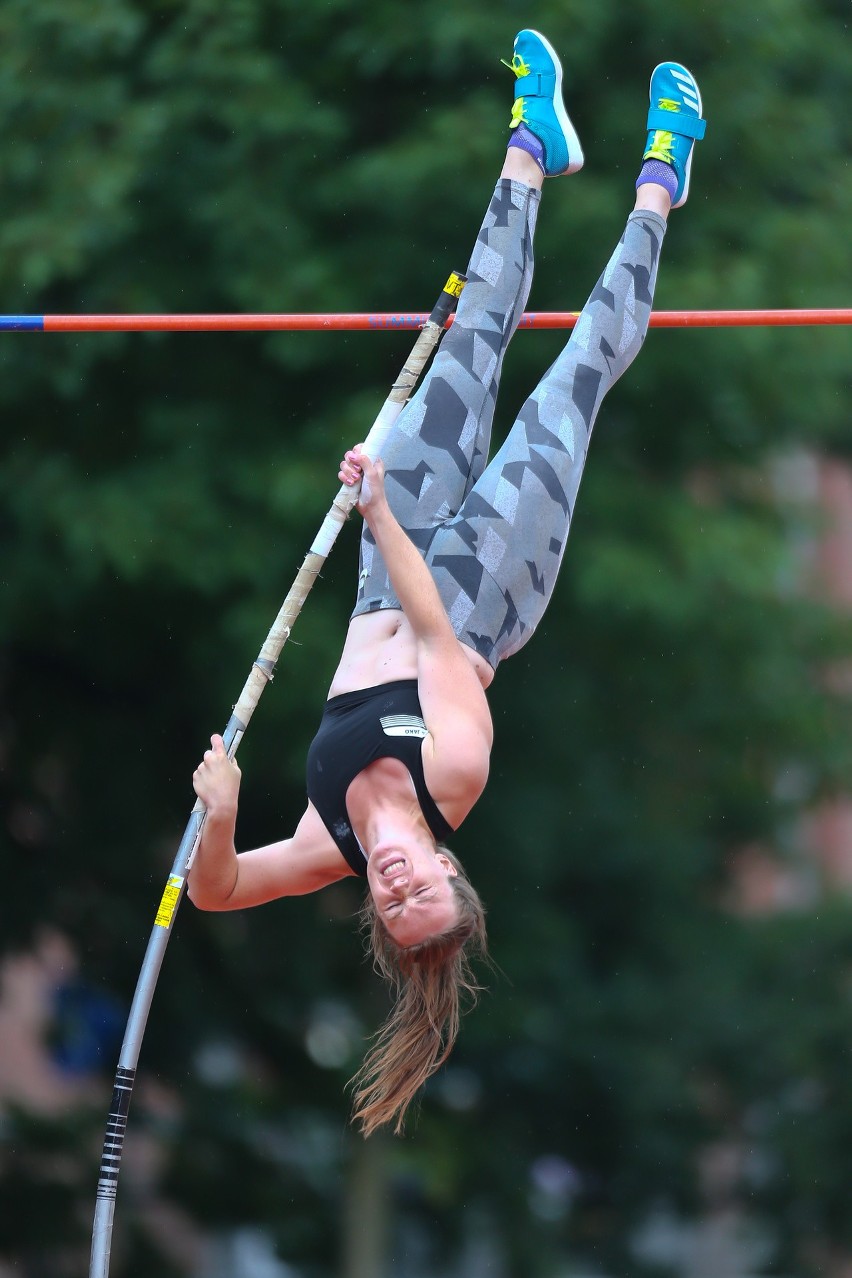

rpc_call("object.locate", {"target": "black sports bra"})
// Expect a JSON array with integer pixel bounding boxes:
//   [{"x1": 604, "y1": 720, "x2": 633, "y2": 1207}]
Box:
[{"x1": 305, "y1": 679, "x2": 454, "y2": 876}]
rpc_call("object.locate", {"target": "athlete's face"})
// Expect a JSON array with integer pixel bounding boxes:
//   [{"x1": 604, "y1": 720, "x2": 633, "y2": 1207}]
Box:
[{"x1": 366, "y1": 839, "x2": 460, "y2": 948}]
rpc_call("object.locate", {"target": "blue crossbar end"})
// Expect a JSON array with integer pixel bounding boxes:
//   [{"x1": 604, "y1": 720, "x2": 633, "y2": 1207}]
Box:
[{"x1": 0, "y1": 316, "x2": 46, "y2": 330}]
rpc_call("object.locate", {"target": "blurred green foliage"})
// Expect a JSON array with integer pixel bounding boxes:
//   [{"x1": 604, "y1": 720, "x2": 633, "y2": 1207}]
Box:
[{"x1": 0, "y1": 0, "x2": 851, "y2": 1275}]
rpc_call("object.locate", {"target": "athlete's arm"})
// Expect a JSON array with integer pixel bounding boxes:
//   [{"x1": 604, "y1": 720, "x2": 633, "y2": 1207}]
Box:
[
  {"x1": 340, "y1": 446, "x2": 456, "y2": 647},
  {"x1": 187, "y1": 735, "x2": 354, "y2": 911},
  {"x1": 340, "y1": 449, "x2": 493, "y2": 818}
]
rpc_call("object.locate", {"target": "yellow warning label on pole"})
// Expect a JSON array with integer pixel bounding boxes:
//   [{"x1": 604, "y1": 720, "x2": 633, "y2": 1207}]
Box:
[
  {"x1": 154, "y1": 875, "x2": 185, "y2": 929},
  {"x1": 443, "y1": 272, "x2": 466, "y2": 299}
]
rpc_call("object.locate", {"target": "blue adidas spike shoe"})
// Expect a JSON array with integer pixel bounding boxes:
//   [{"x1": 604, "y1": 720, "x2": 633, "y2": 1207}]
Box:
[
  {"x1": 643, "y1": 62, "x2": 706, "y2": 207},
  {"x1": 504, "y1": 29, "x2": 584, "y2": 177}
]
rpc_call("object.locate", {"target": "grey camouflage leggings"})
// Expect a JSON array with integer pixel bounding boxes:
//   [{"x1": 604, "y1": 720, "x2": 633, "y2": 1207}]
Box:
[{"x1": 353, "y1": 178, "x2": 667, "y2": 669}]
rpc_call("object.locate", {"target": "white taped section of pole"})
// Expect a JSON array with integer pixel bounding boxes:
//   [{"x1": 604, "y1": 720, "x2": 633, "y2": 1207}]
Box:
[
  {"x1": 235, "y1": 318, "x2": 444, "y2": 723},
  {"x1": 310, "y1": 403, "x2": 404, "y2": 558}
]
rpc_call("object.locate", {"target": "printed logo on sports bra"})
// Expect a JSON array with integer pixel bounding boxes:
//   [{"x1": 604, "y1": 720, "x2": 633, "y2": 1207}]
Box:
[{"x1": 381, "y1": 713, "x2": 428, "y2": 739}]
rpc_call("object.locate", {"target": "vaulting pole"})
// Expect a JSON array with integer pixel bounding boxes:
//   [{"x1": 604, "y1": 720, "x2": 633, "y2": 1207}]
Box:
[
  {"x1": 88, "y1": 270, "x2": 466, "y2": 1278},
  {"x1": 0, "y1": 308, "x2": 849, "y2": 332}
]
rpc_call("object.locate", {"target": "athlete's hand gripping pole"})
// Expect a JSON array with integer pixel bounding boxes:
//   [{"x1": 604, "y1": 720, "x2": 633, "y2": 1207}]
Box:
[{"x1": 88, "y1": 270, "x2": 466, "y2": 1278}]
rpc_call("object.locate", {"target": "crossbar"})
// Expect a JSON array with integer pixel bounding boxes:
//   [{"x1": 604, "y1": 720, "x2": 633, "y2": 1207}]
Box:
[{"x1": 0, "y1": 310, "x2": 849, "y2": 332}]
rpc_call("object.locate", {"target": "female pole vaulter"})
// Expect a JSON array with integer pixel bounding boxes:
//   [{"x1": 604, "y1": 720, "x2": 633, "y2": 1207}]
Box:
[{"x1": 188, "y1": 29, "x2": 706, "y2": 1136}]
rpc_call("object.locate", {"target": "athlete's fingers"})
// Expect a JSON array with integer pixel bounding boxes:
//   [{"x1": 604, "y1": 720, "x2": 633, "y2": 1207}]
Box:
[{"x1": 339, "y1": 448, "x2": 364, "y2": 486}]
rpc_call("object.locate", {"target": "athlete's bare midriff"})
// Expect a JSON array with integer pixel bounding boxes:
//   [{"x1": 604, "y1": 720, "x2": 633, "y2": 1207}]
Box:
[{"x1": 328, "y1": 609, "x2": 495, "y2": 697}]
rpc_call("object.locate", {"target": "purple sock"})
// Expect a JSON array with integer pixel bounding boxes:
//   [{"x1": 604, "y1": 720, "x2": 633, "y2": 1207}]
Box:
[
  {"x1": 508, "y1": 123, "x2": 545, "y2": 174},
  {"x1": 636, "y1": 158, "x2": 678, "y2": 201}
]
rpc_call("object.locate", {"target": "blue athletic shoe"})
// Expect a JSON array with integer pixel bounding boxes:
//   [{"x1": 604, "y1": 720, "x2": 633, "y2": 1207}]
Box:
[
  {"x1": 503, "y1": 29, "x2": 584, "y2": 177},
  {"x1": 643, "y1": 62, "x2": 706, "y2": 207}
]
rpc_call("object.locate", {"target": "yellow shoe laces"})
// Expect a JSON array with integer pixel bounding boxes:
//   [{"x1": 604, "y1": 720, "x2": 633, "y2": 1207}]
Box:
[
  {"x1": 503, "y1": 53, "x2": 531, "y2": 129},
  {"x1": 644, "y1": 98, "x2": 681, "y2": 164},
  {"x1": 645, "y1": 130, "x2": 675, "y2": 163},
  {"x1": 501, "y1": 53, "x2": 530, "y2": 78}
]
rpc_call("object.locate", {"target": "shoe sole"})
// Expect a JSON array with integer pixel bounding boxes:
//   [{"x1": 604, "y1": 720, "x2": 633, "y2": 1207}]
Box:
[
  {"x1": 649, "y1": 61, "x2": 703, "y2": 207},
  {"x1": 523, "y1": 28, "x2": 584, "y2": 176}
]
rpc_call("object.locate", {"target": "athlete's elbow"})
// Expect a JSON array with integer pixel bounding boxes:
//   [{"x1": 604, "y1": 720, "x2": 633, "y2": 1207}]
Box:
[
  {"x1": 186, "y1": 876, "x2": 235, "y2": 912},
  {"x1": 186, "y1": 883, "x2": 217, "y2": 911}
]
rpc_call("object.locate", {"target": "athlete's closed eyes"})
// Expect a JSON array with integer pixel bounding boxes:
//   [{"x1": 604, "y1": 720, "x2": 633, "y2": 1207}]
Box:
[{"x1": 385, "y1": 886, "x2": 437, "y2": 918}]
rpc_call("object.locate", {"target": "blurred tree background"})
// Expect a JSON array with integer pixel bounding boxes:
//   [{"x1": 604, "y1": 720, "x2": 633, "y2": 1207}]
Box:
[{"x1": 0, "y1": 0, "x2": 850, "y2": 1275}]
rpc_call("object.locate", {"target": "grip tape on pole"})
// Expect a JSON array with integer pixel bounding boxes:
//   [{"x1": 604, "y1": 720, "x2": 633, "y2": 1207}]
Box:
[{"x1": 95, "y1": 1068, "x2": 136, "y2": 1202}]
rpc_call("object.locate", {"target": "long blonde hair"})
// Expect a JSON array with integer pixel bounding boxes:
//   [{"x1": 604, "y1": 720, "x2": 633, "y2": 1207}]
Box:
[{"x1": 350, "y1": 848, "x2": 487, "y2": 1137}]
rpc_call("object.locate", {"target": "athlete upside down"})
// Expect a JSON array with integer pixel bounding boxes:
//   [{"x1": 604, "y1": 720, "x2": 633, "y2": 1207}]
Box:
[{"x1": 188, "y1": 29, "x2": 706, "y2": 1135}]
